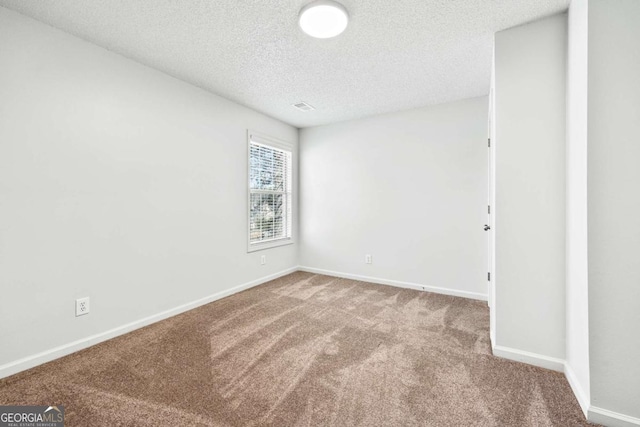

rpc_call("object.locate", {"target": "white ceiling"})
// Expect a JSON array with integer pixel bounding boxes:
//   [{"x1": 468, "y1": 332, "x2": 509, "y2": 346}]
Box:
[{"x1": 0, "y1": 0, "x2": 569, "y2": 128}]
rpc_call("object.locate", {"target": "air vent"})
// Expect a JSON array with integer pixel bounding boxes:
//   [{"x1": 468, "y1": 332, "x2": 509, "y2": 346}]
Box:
[{"x1": 292, "y1": 101, "x2": 315, "y2": 112}]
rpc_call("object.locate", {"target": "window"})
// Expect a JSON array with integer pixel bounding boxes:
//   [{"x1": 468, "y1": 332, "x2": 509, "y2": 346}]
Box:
[{"x1": 248, "y1": 132, "x2": 293, "y2": 251}]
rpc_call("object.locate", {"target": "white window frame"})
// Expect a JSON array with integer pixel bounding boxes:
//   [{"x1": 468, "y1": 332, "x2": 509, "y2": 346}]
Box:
[{"x1": 247, "y1": 131, "x2": 294, "y2": 252}]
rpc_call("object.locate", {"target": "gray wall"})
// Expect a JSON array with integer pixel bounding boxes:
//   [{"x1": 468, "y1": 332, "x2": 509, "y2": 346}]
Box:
[
  {"x1": 0, "y1": 7, "x2": 298, "y2": 373},
  {"x1": 299, "y1": 97, "x2": 488, "y2": 300},
  {"x1": 493, "y1": 14, "x2": 567, "y2": 363},
  {"x1": 587, "y1": 0, "x2": 640, "y2": 420}
]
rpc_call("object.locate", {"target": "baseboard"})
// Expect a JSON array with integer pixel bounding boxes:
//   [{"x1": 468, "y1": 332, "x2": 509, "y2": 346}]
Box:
[
  {"x1": 589, "y1": 406, "x2": 640, "y2": 427},
  {"x1": 492, "y1": 345, "x2": 565, "y2": 372},
  {"x1": 564, "y1": 362, "x2": 590, "y2": 417},
  {"x1": 297, "y1": 266, "x2": 487, "y2": 301},
  {"x1": 0, "y1": 267, "x2": 297, "y2": 380}
]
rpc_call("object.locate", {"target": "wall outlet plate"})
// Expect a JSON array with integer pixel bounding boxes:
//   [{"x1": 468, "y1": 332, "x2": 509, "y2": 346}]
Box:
[
  {"x1": 76, "y1": 297, "x2": 90, "y2": 317},
  {"x1": 261, "y1": 255, "x2": 266, "y2": 265},
  {"x1": 365, "y1": 254, "x2": 372, "y2": 264}
]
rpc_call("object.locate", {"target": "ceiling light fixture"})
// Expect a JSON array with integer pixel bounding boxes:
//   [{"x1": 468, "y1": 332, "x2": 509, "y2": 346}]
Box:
[{"x1": 299, "y1": 0, "x2": 349, "y2": 39}]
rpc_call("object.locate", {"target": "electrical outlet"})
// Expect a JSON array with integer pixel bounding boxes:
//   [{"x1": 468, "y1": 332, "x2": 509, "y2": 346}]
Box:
[
  {"x1": 261, "y1": 255, "x2": 266, "y2": 265},
  {"x1": 76, "y1": 297, "x2": 90, "y2": 317},
  {"x1": 365, "y1": 254, "x2": 372, "y2": 264}
]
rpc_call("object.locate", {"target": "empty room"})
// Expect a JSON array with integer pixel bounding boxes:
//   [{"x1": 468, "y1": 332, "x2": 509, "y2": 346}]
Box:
[{"x1": 0, "y1": 0, "x2": 638, "y2": 426}]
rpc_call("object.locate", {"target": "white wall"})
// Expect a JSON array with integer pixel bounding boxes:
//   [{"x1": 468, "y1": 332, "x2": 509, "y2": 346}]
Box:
[
  {"x1": 0, "y1": 7, "x2": 298, "y2": 374},
  {"x1": 565, "y1": 0, "x2": 590, "y2": 414},
  {"x1": 493, "y1": 14, "x2": 567, "y2": 364},
  {"x1": 587, "y1": 0, "x2": 640, "y2": 421},
  {"x1": 299, "y1": 97, "x2": 488, "y2": 300}
]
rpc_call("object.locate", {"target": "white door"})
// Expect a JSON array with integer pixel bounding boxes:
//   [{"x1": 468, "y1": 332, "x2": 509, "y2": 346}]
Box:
[
  {"x1": 486, "y1": 135, "x2": 492, "y2": 308},
  {"x1": 487, "y1": 86, "x2": 496, "y2": 346}
]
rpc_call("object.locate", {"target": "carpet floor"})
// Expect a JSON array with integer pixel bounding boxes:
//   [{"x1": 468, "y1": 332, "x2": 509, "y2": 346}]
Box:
[{"x1": 0, "y1": 272, "x2": 594, "y2": 426}]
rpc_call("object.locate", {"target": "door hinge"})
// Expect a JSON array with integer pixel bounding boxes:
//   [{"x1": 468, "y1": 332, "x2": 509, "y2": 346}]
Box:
[
  {"x1": 487, "y1": 272, "x2": 491, "y2": 281},
  {"x1": 488, "y1": 205, "x2": 491, "y2": 214},
  {"x1": 488, "y1": 138, "x2": 491, "y2": 148}
]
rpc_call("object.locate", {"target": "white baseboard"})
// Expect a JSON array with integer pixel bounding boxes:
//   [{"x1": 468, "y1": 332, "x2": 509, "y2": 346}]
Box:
[
  {"x1": 491, "y1": 346, "x2": 640, "y2": 426},
  {"x1": 492, "y1": 345, "x2": 565, "y2": 372},
  {"x1": 589, "y1": 406, "x2": 640, "y2": 427},
  {"x1": 564, "y1": 364, "x2": 640, "y2": 426},
  {"x1": 564, "y1": 362, "x2": 590, "y2": 417},
  {"x1": 297, "y1": 266, "x2": 488, "y2": 301},
  {"x1": 0, "y1": 267, "x2": 297, "y2": 380}
]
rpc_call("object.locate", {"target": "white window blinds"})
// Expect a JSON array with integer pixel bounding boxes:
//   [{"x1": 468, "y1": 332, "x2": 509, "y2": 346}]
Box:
[{"x1": 248, "y1": 135, "x2": 292, "y2": 247}]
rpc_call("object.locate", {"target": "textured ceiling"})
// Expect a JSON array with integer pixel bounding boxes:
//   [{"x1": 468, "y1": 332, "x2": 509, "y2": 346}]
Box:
[{"x1": 0, "y1": 0, "x2": 569, "y2": 127}]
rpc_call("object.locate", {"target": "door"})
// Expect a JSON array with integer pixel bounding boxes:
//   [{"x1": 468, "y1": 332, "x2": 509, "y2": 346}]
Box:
[
  {"x1": 487, "y1": 86, "x2": 496, "y2": 346},
  {"x1": 486, "y1": 135, "x2": 492, "y2": 309}
]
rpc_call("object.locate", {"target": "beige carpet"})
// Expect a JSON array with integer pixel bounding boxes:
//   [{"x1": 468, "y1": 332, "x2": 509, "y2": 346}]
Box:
[{"x1": 0, "y1": 272, "x2": 594, "y2": 426}]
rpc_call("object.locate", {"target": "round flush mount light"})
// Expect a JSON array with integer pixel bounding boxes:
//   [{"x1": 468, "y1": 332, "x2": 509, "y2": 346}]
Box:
[{"x1": 299, "y1": 0, "x2": 349, "y2": 39}]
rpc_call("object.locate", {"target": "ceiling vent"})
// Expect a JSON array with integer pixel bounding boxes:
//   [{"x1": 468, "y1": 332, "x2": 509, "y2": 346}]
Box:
[{"x1": 292, "y1": 101, "x2": 315, "y2": 112}]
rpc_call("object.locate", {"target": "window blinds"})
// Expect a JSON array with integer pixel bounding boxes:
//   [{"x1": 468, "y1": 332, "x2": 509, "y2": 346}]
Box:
[{"x1": 249, "y1": 140, "x2": 292, "y2": 245}]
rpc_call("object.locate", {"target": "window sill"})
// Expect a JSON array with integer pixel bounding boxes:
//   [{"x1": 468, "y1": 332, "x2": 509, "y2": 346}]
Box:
[{"x1": 247, "y1": 238, "x2": 294, "y2": 253}]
